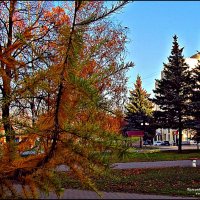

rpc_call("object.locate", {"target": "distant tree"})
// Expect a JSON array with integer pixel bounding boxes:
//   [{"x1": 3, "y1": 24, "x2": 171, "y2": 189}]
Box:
[
  {"x1": 153, "y1": 35, "x2": 192, "y2": 153},
  {"x1": 124, "y1": 75, "x2": 153, "y2": 134},
  {"x1": 190, "y1": 60, "x2": 200, "y2": 146}
]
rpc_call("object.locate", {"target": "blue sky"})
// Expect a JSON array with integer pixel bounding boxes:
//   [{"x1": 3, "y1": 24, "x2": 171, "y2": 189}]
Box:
[{"x1": 112, "y1": 1, "x2": 200, "y2": 96}]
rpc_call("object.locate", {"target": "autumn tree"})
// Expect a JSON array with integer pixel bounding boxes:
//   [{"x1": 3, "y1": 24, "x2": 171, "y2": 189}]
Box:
[
  {"x1": 0, "y1": 1, "x2": 58, "y2": 162},
  {"x1": 153, "y1": 35, "x2": 192, "y2": 153},
  {"x1": 124, "y1": 75, "x2": 153, "y2": 134},
  {"x1": 0, "y1": 1, "x2": 133, "y2": 198}
]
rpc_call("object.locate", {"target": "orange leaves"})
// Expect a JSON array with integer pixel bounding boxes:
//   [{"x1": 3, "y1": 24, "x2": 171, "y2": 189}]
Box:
[
  {"x1": 52, "y1": 6, "x2": 65, "y2": 14},
  {"x1": 17, "y1": 133, "x2": 38, "y2": 152},
  {"x1": 39, "y1": 25, "x2": 49, "y2": 35},
  {"x1": 97, "y1": 78, "x2": 112, "y2": 93},
  {"x1": 97, "y1": 111, "x2": 123, "y2": 134},
  {"x1": 80, "y1": 60, "x2": 96, "y2": 78},
  {"x1": 2, "y1": 40, "x2": 21, "y2": 57},
  {"x1": 44, "y1": 6, "x2": 70, "y2": 27},
  {"x1": 13, "y1": 12, "x2": 25, "y2": 28},
  {"x1": 0, "y1": 25, "x2": 37, "y2": 81},
  {"x1": 36, "y1": 112, "x2": 54, "y2": 132},
  {"x1": 0, "y1": 41, "x2": 25, "y2": 74},
  {"x1": 22, "y1": 26, "x2": 36, "y2": 40}
]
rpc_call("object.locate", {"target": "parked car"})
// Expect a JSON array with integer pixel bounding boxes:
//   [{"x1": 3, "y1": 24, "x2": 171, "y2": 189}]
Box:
[
  {"x1": 143, "y1": 140, "x2": 152, "y2": 145},
  {"x1": 20, "y1": 149, "x2": 44, "y2": 157},
  {"x1": 189, "y1": 140, "x2": 197, "y2": 145},
  {"x1": 182, "y1": 141, "x2": 190, "y2": 145},
  {"x1": 161, "y1": 141, "x2": 170, "y2": 146},
  {"x1": 20, "y1": 150, "x2": 36, "y2": 157},
  {"x1": 153, "y1": 141, "x2": 162, "y2": 146}
]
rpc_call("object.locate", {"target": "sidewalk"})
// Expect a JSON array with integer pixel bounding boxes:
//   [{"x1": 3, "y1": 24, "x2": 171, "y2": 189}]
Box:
[
  {"x1": 52, "y1": 160, "x2": 200, "y2": 199},
  {"x1": 57, "y1": 160, "x2": 200, "y2": 172},
  {"x1": 42, "y1": 189, "x2": 197, "y2": 199},
  {"x1": 14, "y1": 184, "x2": 197, "y2": 199},
  {"x1": 111, "y1": 159, "x2": 200, "y2": 169}
]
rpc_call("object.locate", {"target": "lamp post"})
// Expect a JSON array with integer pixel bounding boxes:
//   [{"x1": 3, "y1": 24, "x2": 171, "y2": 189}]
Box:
[{"x1": 141, "y1": 122, "x2": 149, "y2": 148}]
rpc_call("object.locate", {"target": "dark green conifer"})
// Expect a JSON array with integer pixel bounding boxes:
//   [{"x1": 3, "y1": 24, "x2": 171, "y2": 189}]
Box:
[
  {"x1": 153, "y1": 35, "x2": 192, "y2": 153},
  {"x1": 190, "y1": 60, "x2": 200, "y2": 144},
  {"x1": 125, "y1": 75, "x2": 153, "y2": 134}
]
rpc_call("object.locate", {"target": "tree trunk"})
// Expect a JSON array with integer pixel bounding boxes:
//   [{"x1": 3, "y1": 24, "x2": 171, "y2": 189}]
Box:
[
  {"x1": 2, "y1": 1, "x2": 16, "y2": 142},
  {"x1": 178, "y1": 126, "x2": 182, "y2": 153},
  {"x1": 139, "y1": 136, "x2": 142, "y2": 148},
  {"x1": 142, "y1": 119, "x2": 146, "y2": 148},
  {"x1": 30, "y1": 99, "x2": 36, "y2": 126},
  {"x1": 2, "y1": 87, "x2": 13, "y2": 142}
]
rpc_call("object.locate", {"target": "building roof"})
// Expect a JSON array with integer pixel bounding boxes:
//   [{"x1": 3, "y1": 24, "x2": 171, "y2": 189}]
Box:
[{"x1": 190, "y1": 53, "x2": 200, "y2": 59}]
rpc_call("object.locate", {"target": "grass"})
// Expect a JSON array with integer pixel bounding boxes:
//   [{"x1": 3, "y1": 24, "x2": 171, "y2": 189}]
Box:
[
  {"x1": 107, "y1": 149, "x2": 200, "y2": 163},
  {"x1": 59, "y1": 167, "x2": 200, "y2": 197}
]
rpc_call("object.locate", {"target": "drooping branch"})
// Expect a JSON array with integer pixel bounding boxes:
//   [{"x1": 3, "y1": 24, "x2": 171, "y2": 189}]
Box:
[{"x1": 34, "y1": 1, "x2": 82, "y2": 169}]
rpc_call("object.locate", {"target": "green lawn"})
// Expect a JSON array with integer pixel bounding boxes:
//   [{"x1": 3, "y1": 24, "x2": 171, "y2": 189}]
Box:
[
  {"x1": 60, "y1": 167, "x2": 200, "y2": 197},
  {"x1": 108, "y1": 149, "x2": 200, "y2": 163}
]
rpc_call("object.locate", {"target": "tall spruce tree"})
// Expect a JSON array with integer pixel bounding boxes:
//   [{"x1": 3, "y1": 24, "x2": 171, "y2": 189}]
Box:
[
  {"x1": 190, "y1": 60, "x2": 200, "y2": 144},
  {"x1": 124, "y1": 75, "x2": 153, "y2": 134},
  {"x1": 153, "y1": 35, "x2": 192, "y2": 153}
]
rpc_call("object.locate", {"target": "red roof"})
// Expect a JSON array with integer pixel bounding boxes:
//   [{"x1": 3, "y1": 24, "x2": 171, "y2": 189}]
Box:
[{"x1": 126, "y1": 130, "x2": 144, "y2": 137}]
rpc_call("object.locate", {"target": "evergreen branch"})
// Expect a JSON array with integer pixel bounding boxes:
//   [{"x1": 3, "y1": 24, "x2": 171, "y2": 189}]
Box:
[{"x1": 75, "y1": 1, "x2": 131, "y2": 26}]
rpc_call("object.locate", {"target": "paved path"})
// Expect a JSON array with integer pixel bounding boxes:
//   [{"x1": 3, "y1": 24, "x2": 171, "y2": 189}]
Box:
[
  {"x1": 16, "y1": 159, "x2": 200, "y2": 199},
  {"x1": 52, "y1": 160, "x2": 200, "y2": 199},
  {"x1": 133, "y1": 144, "x2": 199, "y2": 151},
  {"x1": 158, "y1": 145, "x2": 199, "y2": 151},
  {"x1": 41, "y1": 189, "x2": 197, "y2": 199},
  {"x1": 111, "y1": 159, "x2": 200, "y2": 169},
  {"x1": 14, "y1": 185, "x2": 197, "y2": 199},
  {"x1": 57, "y1": 160, "x2": 200, "y2": 172}
]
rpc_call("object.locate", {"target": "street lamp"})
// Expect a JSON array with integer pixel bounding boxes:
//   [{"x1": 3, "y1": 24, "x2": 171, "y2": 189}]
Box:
[{"x1": 140, "y1": 122, "x2": 149, "y2": 147}]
